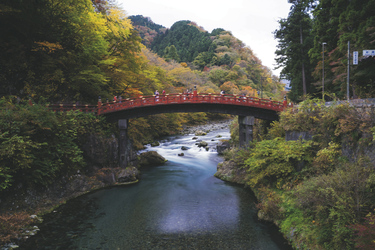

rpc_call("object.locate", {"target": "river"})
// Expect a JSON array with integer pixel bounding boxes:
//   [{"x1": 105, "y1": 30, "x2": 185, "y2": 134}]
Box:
[{"x1": 20, "y1": 126, "x2": 292, "y2": 249}]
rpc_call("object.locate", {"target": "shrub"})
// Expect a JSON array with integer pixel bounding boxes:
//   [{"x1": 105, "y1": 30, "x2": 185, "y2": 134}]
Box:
[
  {"x1": 243, "y1": 138, "x2": 317, "y2": 189},
  {"x1": 0, "y1": 212, "x2": 33, "y2": 244}
]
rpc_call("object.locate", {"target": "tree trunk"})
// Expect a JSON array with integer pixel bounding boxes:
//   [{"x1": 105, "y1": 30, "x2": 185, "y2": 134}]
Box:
[{"x1": 300, "y1": 25, "x2": 306, "y2": 95}]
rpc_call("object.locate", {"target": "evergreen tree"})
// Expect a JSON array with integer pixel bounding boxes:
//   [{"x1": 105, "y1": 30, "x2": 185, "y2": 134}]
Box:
[
  {"x1": 150, "y1": 20, "x2": 212, "y2": 63},
  {"x1": 164, "y1": 45, "x2": 180, "y2": 62},
  {"x1": 274, "y1": 0, "x2": 315, "y2": 102}
]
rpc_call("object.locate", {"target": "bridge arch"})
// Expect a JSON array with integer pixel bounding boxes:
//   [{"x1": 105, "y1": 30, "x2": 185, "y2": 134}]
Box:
[
  {"x1": 47, "y1": 93, "x2": 290, "y2": 168},
  {"x1": 99, "y1": 93, "x2": 285, "y2": 121}
]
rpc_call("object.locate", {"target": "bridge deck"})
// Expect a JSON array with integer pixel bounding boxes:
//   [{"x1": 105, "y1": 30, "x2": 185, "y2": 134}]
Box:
[{"x1": 46, "y1": 93, "x2": 290, "y2": 116}]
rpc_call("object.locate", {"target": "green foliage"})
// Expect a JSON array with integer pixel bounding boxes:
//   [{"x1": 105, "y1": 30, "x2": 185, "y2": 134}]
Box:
[
  {"x1": 229, "y1": 119, "x2": 239, "y2": 145},
  {"x1": 163, "y1": 45, "x2": 180, "y2": 62},
  {"x1": 266, "y1": 121, "x2": 286, "y2": 139},
  {"x1": 292, "y1": 158, "x2": 375, "y2": 249},
  {"x1": 310, "y1": 142, "x2": 342, "y2": 175},
  {"x1": 0, "y1": 100, "x2": 106, "y2": 190},
  {"x1": 280, "y1": 98, "x2": 373, "y2": 148},
  {"x1": 128, "y1": 113, "x2": 184, "y2": 150},
  {"x1": 151, "y1": 20, "x2": 213, "y2": 63},
  {"x1": 0, "y1": 0, "x2": 143, "y2": 103},
  {"x1": 180, "y1": 112, "x2": 208, "y2": 125},
  {"x1": 275, "y1": 0, "x2": 375, "y2": 100},
  {"x1": 274, "y1": 0, "x2": 314, "y2": 101},
  {"x1": 243, "y1": 138, "x2": 317, "y2": 189}
]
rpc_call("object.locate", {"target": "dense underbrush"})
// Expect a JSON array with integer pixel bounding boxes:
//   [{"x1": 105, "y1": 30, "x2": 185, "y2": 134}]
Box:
[{"x1": 225, "y1": 99, "x2": 375, "y2": 249}]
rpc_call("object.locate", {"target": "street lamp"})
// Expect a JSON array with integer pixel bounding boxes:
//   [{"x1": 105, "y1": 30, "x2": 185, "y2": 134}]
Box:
[{"x1": 322, "y1": 42, "x2": 327, "y2": 101}]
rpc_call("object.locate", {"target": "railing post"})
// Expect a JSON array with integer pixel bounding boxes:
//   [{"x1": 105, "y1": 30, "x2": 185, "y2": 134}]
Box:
[{"x1": 97, "y1": 97, "x2": 102, "y2": 115}]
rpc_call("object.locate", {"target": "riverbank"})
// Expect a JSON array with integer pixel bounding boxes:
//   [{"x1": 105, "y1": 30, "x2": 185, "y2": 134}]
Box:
[{"x1": 0, "y1": 118, "x2": 233, "y2": 249}]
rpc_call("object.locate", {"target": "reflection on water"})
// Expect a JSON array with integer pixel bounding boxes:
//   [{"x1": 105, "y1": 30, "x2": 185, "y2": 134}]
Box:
[{"x1": 20, "y1": 127, "x2": 292, "y2": 250}]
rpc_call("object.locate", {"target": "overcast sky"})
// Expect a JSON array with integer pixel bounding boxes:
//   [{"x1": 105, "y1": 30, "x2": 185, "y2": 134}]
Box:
[{"x1": 116, "y1": 0, "x2": 292, "y2": 77}]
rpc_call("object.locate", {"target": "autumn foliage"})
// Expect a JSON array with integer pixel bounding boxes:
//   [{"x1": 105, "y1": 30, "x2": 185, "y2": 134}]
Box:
[{"x1": 233, "y1": 99, "x2": 375, "y2": 249}]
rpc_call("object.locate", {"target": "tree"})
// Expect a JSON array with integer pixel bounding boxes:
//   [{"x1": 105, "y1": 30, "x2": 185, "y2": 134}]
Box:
[
  {"x1": 163, "y1": 45, "x2": 180, "y2": 62},
  {"x1": 274, "y1": 0, "x2": 315, "y2": 101},
  {"x1": 220, "y1": 81, "x2": 239, "y2": 94}
]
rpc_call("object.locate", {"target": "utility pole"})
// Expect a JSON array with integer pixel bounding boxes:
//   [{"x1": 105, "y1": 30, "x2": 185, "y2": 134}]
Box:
[
  {"x1": 322, "y1": 42, "x2": 326, "y2": 101},
  {"x1": 347, "y1": 41, "x2": 350, "y2": 101}
]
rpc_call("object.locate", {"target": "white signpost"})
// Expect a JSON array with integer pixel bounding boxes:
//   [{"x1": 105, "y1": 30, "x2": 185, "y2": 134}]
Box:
[
  {"x1": 363, "y1": 50, "x2": 375, "y2": 56},
  {"x1": 353, "y1": 51, "x2": 358, "y2": 65}
]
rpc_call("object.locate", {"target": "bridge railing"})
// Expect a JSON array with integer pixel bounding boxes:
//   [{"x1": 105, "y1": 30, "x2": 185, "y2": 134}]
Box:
[
  {"x1": 38, "y1": 93, "x2": 291, "y2": 115},
  {"x1": 97, "y1": 93, "x2": 287, "y2": 114},
  {"x1": 46, "y1": 103, "x2": 97, "y2": 113}
]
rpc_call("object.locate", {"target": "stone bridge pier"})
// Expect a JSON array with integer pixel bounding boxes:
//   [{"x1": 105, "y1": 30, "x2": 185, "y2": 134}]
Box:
[
  {"x1": 118, "y1": 116, "x2": 255, "y2": 167},
  {"x1": 238, "y1": 116, "x2": 254, "y2": 148},
  {"x1": 118, "y1": 119, "x2": 128, "y2": 168}
]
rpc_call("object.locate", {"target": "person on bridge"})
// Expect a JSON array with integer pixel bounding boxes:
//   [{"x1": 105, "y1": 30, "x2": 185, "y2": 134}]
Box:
[{"x1": 155, "y1": 90, "x2": 159, "y2": 101}]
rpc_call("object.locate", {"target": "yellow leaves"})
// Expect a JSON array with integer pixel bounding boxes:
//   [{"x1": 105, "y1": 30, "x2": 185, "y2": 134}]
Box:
[
  {"x1": 313, "y1": 142, "x2": 341, "y2": 173},
  {"x1": 86, "y1": 11, "x2": 108, "y2": 34},
  {"x1": 241, "y1": 86, "x2": 258, "y2": 97},
  {"x1": 123, "y1": 88, "x2": 143, "y2": 97},
  {"x1": 220, "y1": 81, "x2": 239, "y2": 94},
  {"x1": 105, "y1": 7, "x2": 132, "y2": 39},
  {"x1": 32, "y1": 41, "x2": 63, "y2": 53}
]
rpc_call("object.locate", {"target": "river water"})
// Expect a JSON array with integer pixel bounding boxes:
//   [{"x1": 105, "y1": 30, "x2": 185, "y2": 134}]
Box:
[{"x1": 20, "y1": 127, "x2": 292, "y2": 250}]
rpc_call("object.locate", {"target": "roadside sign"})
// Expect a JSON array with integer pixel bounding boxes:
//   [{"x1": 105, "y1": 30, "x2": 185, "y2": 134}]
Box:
[
  {"x1": 353, "y1": 51, "x2": 358, "y2": 65},
  {"x1": 363, "y1": 50, "x2": 375, "y2": 56}
]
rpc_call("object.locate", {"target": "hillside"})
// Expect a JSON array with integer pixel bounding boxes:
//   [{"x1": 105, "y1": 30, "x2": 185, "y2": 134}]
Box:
[
  {"x1": 128, "y1": 15, "x2": 166, "y2": 47},
  {"x1": 130, "y1": 15, "x2": 287, "y2": 100}
]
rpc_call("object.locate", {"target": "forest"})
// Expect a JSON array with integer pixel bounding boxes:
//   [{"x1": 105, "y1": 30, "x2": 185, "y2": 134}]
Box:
[
  {"x1": 1, "y1": 0, "x2": 375, "y2": 249},
  {"x1": 224, "y1": 99, "x2": 375, "y2": 249},
  {"x1": 274, "y1": 0, "x2": 375, "y2": 102},
  {"x1": 0, "y1": 0, "x2": 283, "y2": 213}
]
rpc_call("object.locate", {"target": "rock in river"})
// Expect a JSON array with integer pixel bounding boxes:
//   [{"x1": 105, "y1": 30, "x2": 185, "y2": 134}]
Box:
[{"x1": 138, "y1": 151, "x2": 167, "y2": 167}]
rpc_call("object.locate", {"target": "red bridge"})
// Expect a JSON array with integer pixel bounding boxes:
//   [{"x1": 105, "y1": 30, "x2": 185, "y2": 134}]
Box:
[
  {"x1": 46, "y1": 93, "x2": 291, "y2": 121},
  {"x1": 42, "y1": 92, "x2": 292, "y2": 167}
]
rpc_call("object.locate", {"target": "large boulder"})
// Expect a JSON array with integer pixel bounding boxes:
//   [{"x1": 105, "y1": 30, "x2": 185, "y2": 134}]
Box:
[
  {"x1": 117, "y1": 167, "x2": 139, "y2": 183},
  {"x1": 214, "y1": 160, "x2": 246, "y2": 184},
  {"x1": 196, "y1": 141, "x2": 208, "y2": 148},
  {"x1": 138, "y1": 151, "x2": 167, "y2": 167},
  {"x1": 216, "y1": 140, "x2": 230, "y2": 155},
  {"x1": 195, "y1": 130, "x2": 207, "y2": 136}
]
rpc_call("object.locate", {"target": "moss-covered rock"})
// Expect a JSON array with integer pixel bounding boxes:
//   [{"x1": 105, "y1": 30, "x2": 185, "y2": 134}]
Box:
[
  {"x1": 138, "y1": 151, "x2": 167, "y2": 167},
  {"x1": 117, "y1": 167, "x2": 139, "y2": 183},
  {"x1": 214, "y1": 160, "x2": 246, "y2": 185},
  {"x1": 195, "y1": 130, "x2": 207, "y2": 136},
  {"x1": 196, "y1": 141, "x2": 208, "y2": 147}
]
